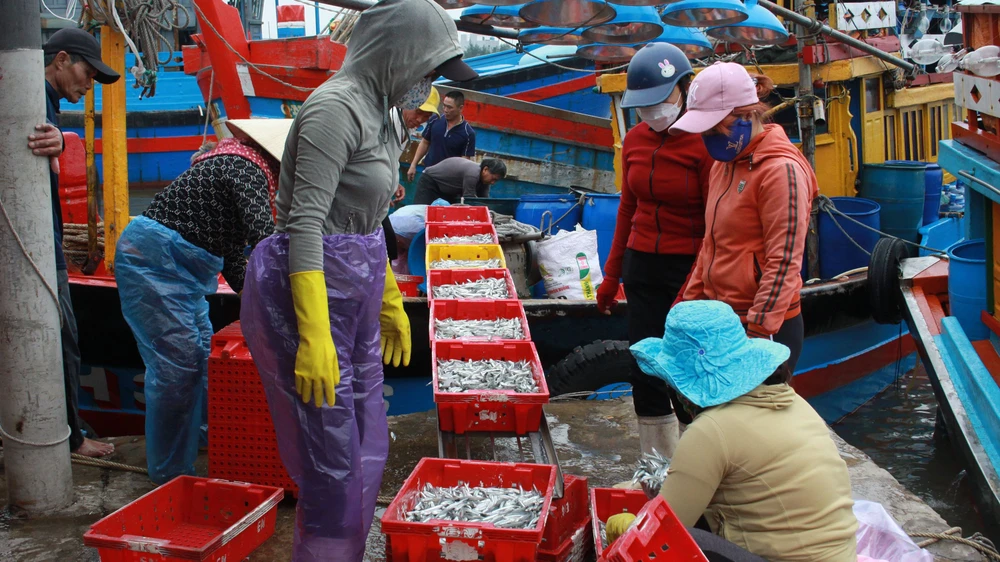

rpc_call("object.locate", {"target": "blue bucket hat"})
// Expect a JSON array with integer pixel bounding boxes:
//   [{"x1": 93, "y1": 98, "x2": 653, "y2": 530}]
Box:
[{"x1": 630, "y1": 301, "x2": 790, "y2": 408}]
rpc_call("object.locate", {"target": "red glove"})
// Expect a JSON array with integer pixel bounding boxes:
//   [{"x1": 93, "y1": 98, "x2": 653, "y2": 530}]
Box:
[{"x1": 596, "y1": 278, "x2": 620, "y2": 314}]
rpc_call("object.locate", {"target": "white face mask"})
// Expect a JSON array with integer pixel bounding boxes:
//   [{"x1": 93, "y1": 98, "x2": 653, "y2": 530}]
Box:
[
  {"x1": 636, "y1": 99, "x2": 682, "y2": 132},
  {"x1": 396, "y1": 77, "x2": 433, "y2": 110}
]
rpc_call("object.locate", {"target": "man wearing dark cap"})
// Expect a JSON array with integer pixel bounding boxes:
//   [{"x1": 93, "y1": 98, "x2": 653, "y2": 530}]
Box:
[{"x1": 27, "y1": 27, "x2": 119, "y2": 458}]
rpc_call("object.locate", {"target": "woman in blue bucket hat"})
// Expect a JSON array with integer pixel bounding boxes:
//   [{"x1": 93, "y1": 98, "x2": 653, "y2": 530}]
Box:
[{"x1": 612, "y1": 300, "x2": 858, "y2": 562}]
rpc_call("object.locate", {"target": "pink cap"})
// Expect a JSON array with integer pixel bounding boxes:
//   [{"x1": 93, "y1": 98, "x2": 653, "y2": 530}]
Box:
[{"x1": 669, "y1": 62, "x2": 759, "y2": 135}]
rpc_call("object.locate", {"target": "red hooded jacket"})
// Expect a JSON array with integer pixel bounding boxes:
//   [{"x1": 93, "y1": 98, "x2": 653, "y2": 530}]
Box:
[
  {"x1": 603, "y1": 121, "x2": 714, "y2": 279},
  {"x1": 683, "y1": 124, "x2": 819, "y2": 336}
]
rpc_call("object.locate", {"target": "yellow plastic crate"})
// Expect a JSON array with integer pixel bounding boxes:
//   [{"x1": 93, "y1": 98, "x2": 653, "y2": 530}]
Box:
[{"x1": 425, "y1": 244, "x2": 506, "y2": 271}]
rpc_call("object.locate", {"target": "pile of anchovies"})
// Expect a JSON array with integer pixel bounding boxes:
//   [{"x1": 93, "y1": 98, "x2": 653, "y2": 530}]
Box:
[
  {"x1": 433, "y1": 277, "x2": 511, "y2": 300},
  {"x1": 429, "y1": 258, "x2": 504, "y2": 270},
  {"x1": 434, "y1": 318, "x2": 525, "y2": 340},
  {"x1": 599, "y1": 519, "x2": 608, "y2": 548},
  {"x1": 405, "y1": 483, "x2": 544, "y2": 529},
  {"x1": 631, "y1": 448, "x2": 671, "y2": 495},
  {"x1": 428, "y1": 234, "x2": 495, "y2": 245},
  {"x1": 437, "y1": 359, "x2": 538, "y2": 393}
]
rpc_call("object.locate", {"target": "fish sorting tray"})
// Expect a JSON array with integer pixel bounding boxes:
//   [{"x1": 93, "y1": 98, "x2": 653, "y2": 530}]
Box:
[
  {"x1": 602, "y1": 496, "x2": 707, "y2": 562},
  {"x1": 590, "y1": 488, "x2": 648, "y2": 561},
  {"x1": 426, "y1": 222, "x2": 500, "y2": 245},
  {"x1": 432, "y1": 341, "x2": 549, "y2": 435},
  {"x1": 381, "y1": 458, "x2": 557, "y2": 562},
  {"x1": 425, "y1": 205, "x2": 492, "y2": 224},
  {"x1": 426, "y1": 244, "x2": 507, "y2": 271},
  {"x1": 540, "y1": 515, "x2": 593, "y2": 562},
  {"x1": 83, "y1": 476, "x2": 283, "y2": 562},
  {"x1": 541, "y1": 474, "x2": 590, "y2": 553},
  {"x1": 395, "y1": 274, "x2": 424, "y2": 297},
  {"x1": 426, "y1": 268, "x2": 518, "y2": 304},
  {"x1": 430, "y1": 299, "x2": 531, "y2": 342}
]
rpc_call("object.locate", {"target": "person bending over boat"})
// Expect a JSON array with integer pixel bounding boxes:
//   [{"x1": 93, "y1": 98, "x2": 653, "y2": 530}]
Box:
[
  {"x1": 594, "y1": 43, "x2": 714, "y2": 458},
  {"x1": 670, "y1": 63, "x2": 818, "y2": 371},
  {"x1": 238, "y1": 0, "x2": 476, "y2": 559},
  {"x1": 114, "y1": 119, "x2": 286, "y2": 484},
  {"x1": 412, "y1": 156, "x2": 507, "y2": 204},
  {"x1": 608, "y1": 300, "x2": 858, "y2": 561}
]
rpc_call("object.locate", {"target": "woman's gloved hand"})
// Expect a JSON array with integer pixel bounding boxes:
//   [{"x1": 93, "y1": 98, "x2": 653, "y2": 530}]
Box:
[
  {"x1": 380, "y1": 263, "x2": 412, "y2": 367},
  {"x1": 596, "y1": 278, "x2": 620, "y2": 315},
  {"x1": 289, "y1": 271, "x2": 339, "y2": 407},
  {"x1": 606, "y1": 512, "x2": 637, "y2": 544}
]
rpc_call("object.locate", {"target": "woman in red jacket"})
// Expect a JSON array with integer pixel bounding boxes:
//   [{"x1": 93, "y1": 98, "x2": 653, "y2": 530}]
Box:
[
  {"x1": 669, "y1": 62, "x2": 819, "y2": 371},
  {"x1": 595, "y1": 42, "x2": 714, "y2": 458}
]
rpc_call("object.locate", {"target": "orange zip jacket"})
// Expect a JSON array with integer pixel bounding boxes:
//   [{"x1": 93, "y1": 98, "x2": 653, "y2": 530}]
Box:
[{"x1": 683, "y1": 125, "x2": 819, "y2": 336}]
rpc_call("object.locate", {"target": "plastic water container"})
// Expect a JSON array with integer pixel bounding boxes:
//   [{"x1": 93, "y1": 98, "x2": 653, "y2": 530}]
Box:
[
  {"x1": 859, "y1": 162, "x2": 926, "y2": 243},
  {"x1": 515, "y1": 194, "x2": 581, "y2": 235},
  {"x1": 582, "y1": 193, "x2": 621, "y2": 267},
  {"x1": 885, "y1": 160, "x2": 944, "y2": 226},
  {"x1": 818, "y1": 197, "x2": 881, "y2": 278},
  {"x1": 947, "y1": 239, "x2": 989, "y2": 341}
]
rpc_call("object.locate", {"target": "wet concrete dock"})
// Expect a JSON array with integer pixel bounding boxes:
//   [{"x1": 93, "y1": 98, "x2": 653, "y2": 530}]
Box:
[{"x1": 0, "y1": 398, "x2": 985, "y2": 561}]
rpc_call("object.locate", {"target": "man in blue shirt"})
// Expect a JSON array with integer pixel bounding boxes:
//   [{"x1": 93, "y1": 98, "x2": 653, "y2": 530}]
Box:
[
  {"x1": 406, "y1": 90, "x2": 476, "y2": 182},
  {"x1": 27, "y1": 28, "x2": 120, "y2": 458}
]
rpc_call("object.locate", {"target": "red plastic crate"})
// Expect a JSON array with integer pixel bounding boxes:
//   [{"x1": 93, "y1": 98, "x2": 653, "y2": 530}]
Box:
[
  {"x1": 381, "y1": 458, "x2": 557, "y2": 562},
  {"x1": 208, "y1": 322, "x2": 298, "y2": 496},
  {"x1": 590, "y1": 488, "x2": 648, "y2": 561},
  {"x1": 426, "y1": 222, "x2": 500, "y2": 245},
  {"x1": 430, "y1": 299, "x2": 531, "y2": 342},
  {"x1": 432, "y1": 341, "x2": 549, "y2": 434},
  {"x1": 426, "y1": 268, "x2": 518, "y2": 303},
  {"x1": 425, "y1": 205, "x2": 492, "y2": 224},
  {"x1": 604, "y1": 496, "x2": 708, "y2": 562},
  {"x1": 541, "y1": 474, "x2": 589, "y2": 551},
  {"x1": 396, "y1": 274, "x2": 423, "y2": 297},
  {"x1": 84, "y1": 476, "x2": 283, "y2": 562},
  {"x1": 539, "y1": 516, "x2": 593, "y2": 562}
]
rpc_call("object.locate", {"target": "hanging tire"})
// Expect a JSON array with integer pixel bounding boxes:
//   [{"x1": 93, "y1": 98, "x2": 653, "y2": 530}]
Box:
[
  {"x1": 868, "y1": 237, "x2": 910, "y2": 325},
  {"x1": 545, "y1": 340, "x2": 633, "y2": 398}
]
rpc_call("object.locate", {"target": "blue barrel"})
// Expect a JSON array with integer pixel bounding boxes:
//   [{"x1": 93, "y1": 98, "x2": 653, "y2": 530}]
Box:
[
  {"x1": 581, "y1": 193, "x2": 621, "y2": 266},
  {"x1": 947, "y1": 239, "x2": 989, "y2": 341},
  {"x1": 859, "y1": 162, "x2": 926, "y2": 243},
  {"x1": 818, "y1": 197, "x2": 881, "y2": 279},
  {"x1": 885, "y1": 160, "x2": 945, "y2": 226},
  {"x1": 515, "y1": 194, "x2": 581, "y2": 235}
]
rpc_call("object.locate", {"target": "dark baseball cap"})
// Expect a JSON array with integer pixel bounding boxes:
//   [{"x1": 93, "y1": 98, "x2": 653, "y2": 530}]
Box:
[
  {"x1": 435, "y1": 55, "x2": 478, "y2": 82},
  {"x1": 43, "y1": 28, "x2": 120, "y2": 84}
]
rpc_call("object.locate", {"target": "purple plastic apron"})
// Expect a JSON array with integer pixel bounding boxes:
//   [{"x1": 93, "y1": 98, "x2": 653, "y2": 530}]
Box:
[{"x1": 241, "y1": 232, "x2": 389, "y2": 562}]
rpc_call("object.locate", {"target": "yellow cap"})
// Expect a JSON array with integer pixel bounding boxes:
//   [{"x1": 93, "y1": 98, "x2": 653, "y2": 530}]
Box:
[{"x1": 419, "y1": 86, "x2": 440, "y2": 115}]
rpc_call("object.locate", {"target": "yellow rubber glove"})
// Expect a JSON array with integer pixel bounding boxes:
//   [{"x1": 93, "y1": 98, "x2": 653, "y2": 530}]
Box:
[
  {"x1": 290, "y1": 271, "x2": 339, "y2": 407},
  {"x1": 606, "y1": 512, "x2": 637, "y2": 545},
  {"x1": 380, "y1": 263, "x2": 411, "y2": 367}
]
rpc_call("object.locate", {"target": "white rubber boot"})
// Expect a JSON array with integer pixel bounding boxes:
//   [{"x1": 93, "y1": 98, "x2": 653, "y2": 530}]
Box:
[{"x1": 638, "y1": 413, "x2": 680, "y2": 459}]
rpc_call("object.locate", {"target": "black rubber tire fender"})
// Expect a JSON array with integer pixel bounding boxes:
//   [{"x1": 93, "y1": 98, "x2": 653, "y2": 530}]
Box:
[
  {"x1": 868, "y1": 237, "x2": 911, "y2": 325},
  {"x1": 545, "y1": 340, "x2": 633, "y2": 398}
]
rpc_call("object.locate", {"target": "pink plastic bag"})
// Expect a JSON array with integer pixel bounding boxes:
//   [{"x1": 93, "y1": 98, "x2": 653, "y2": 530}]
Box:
[{"x1": 854, "y1": 500, "x2": 934, "y2": 562}]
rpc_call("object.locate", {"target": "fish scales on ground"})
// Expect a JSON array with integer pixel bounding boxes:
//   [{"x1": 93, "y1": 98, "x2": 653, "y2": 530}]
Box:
[
  {"x1": 432, "y1": 277, "x2": 511, "y2": 299},
  {"x1": 434, "y1": 318, "x2": 525, "y2": 340},
  {"x1": 404, "y1": 483, "x2": 544, "y2": 529},
  {"x1": 436, "y1": 359, "x2": 538, "y2": 393},
  {"x1": 429, "y1": 258, "x2": 503, "y2": 269},
  {"x1": 428, "y1": 234, "x2": 495, "y2": 245}
]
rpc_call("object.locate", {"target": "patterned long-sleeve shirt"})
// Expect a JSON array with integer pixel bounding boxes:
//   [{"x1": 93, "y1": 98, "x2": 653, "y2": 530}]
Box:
[{"x1": 144, "y1": 154, "x2": 274, "y2": 293}]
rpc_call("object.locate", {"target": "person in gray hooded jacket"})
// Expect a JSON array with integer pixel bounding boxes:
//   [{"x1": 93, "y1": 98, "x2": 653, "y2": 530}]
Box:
[{"x1": 239, "y1": 1, "x2": 476, "y2": 560}]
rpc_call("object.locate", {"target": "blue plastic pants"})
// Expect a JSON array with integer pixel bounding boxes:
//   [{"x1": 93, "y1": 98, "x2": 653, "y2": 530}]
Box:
[
  {"x1": 241, "y1": 232, "x2": 389, "y2": 562},
  {"x1": 115, "y1": 216, "x2": 223, "y2": 484}
]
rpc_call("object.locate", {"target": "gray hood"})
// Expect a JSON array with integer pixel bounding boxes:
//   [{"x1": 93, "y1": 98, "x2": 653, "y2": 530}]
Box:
[{"x1": 339, "y1": 0, "x2": 464, "y2": 108}]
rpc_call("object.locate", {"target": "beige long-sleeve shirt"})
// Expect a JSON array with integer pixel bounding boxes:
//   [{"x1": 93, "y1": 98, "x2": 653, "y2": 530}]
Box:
[{"x1": 660, "y1": 384, "x2": 858, "y2": 562}]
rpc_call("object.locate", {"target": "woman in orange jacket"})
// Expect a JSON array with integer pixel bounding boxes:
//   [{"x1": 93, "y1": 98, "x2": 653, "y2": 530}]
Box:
[{"x1": 669, "y1": 62, "x2": 818, "y2": 370}]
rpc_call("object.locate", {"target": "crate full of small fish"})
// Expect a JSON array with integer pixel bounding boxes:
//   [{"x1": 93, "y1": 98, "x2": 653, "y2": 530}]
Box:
[
  {"x1": 427, "y1": 269, "x2": 517, "y2": 303},
  {"x1": 426, "y1": 243, "x2": 506, "y2": 271},
  {"x1": 425, "y1": 205, "x2": 492, "y2": 224},
  {"x1": 426, "y1": 221, "x2": 500, "y2": 246},
  {"x1": 430, "y1": 299, "x2": 531, "y2": 342},
  {"x1": 381, "y1": 458, "x2": 557, "y2": 562},
  {"x1": 432, "y1": 341, "x2": 549, "y2": 435}
]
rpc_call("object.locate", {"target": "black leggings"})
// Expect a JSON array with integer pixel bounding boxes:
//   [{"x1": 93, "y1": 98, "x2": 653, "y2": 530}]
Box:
[
  {"x1": 758, "y1": 313, "x2": 804, "y2": 373},
  {"x1": 622, "y1": 249, "x2": 696, "y2": 422},
  {"x1": 413, "y1": 175, "x2": 457, "y2": 205}
]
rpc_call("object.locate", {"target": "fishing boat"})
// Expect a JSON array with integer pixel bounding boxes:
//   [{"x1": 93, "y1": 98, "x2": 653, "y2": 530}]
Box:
[
  {"x1": 896, "y1": 0, "x2": 1000, "y2": 524},
  {"x1": 65, "y1": 0, "x2": 961, "y2": 437}
]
